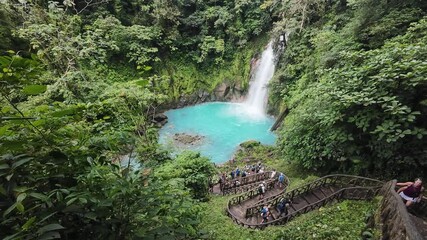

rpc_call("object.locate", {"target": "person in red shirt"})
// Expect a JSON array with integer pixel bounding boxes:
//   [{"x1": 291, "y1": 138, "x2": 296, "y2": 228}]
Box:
[{"x1": 397, "y1": 178, "x2": 424, "y2": 207}]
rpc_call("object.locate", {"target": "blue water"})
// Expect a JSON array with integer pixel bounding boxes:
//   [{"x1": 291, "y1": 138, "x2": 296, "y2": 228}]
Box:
[{"x1": 158, "y1": 102, "x2": 276, "y2": 163}]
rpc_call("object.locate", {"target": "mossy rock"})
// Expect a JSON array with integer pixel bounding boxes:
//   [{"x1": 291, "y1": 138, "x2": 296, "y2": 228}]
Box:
[{"x1": 239, "y1": 140, "x2": 261, "y2": 149}]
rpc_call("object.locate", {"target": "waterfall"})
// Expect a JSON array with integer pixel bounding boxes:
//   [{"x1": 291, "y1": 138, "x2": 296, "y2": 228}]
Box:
[{"x1": 242, "y1": 41, "x2": 275, "y2": 118}]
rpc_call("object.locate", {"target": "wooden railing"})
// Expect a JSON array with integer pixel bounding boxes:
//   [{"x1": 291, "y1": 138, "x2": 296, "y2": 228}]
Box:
[
  {"x1": 226, "y1": 174, "x2": 383, "y2": 229},
  {"x1": 245, "y1": 174, "x2": 383, "y2": 217},
  {"x1": 220, "y1": 171, "x2": 278, "y2": 195},
  {"x1": 226, "y1": 174, "x2": 427, "y2": 238},
  {"x1": 252, "y1": 186, "x2": 381, "y2": 229},
  {"x1": 379, "y1": 180, "x2": 424, "y2": 240},
  {"x1": 227, "y1": 173, "x2": 290, "y2": 206}
]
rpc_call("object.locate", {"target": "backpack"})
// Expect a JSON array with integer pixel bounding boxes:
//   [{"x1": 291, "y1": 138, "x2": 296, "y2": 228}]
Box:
[{"x1": 260, "y1": 207, "x2": 267, "y2": 216}]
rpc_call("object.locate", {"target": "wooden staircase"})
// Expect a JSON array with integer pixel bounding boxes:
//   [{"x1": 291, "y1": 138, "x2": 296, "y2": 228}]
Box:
[{"x1": 226, "y1": 174, "x2": 384, "y2": 229}]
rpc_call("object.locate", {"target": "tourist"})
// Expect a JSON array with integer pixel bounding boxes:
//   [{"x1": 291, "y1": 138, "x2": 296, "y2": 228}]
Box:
[
  {"x1": 397, "y1": 178, "x2": 424, "y2": 207},
  {"x1": 260, "y1": 205, "x2": 269, "y2": 223},
  {"x1": 278, "y1": 173, "x2": 285, "y2": 188},
  {"x1": 259, "y1": 167, "x2": 264, "y2": 174},
  {"x1": 242, "y1": 171, "x2": 247, "y2": 178},
  {"x1": 230, "y1": 170, "x2": 235, "y2": 179},
  {"x1": 277, "y1": 197, "x2": 291, "y2": 217},
  {"x1": 245, "y1": 165, "x2": 250, "y2": 171},
  {"x1": 208, "y1": 177, "x2": 214, "y2": 193},
  {"x1": 258, "y1": 182, "x2": 266, "y2": 200},
  {"x1": 234, "y1": 180, "x2": 241, "y2": 187},
  {"x1": 219, "y1": 173, "x2": 226, "y2": 192},
  {"x1": 271, "y1": 169, "x2": 276, "y2": 179},
  {"x1": 256, "y1": 162, "x2": 262, "y2": 173},
  {"x1": 236, "y1": 168, "x2": 241, "y2": 177}
]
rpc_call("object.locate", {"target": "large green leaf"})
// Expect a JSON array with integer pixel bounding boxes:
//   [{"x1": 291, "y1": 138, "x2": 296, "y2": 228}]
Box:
[
  {"x1": 16, "y1": 202, "x2": 25, "y2": 212},
  {"x1": 36, "y1": 223, "x2": 65, "y2": 235},
  {"x1": 38, "y1": 231, "x2": 61, "y2": 240},
  {"x1": 30, "y1": 192, "x2": 48, "y2": 201},
  {"x1": 3, "y1": 232, "x2": 21, "y2": 240},
  {"x1": 22, "y1": 85, "x2": 47, "y2": 95},
  {"x1": 0, "y1": 163, "x2": 10, "y2": 170},
  {"x1": 12, "y1": 157, "x2": 33, "y2": 169},
  {"x1": 17, "y1": 193, "x2": 27, "y2": 203},
  {"x1": 3, "y1": 203, "x2": 17, "y2": 217}
]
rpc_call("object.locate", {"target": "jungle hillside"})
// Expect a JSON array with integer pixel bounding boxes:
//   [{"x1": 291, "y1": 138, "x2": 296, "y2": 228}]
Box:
[{"x1": 1, "y1": 0, "x2": 427, "y2": 239}]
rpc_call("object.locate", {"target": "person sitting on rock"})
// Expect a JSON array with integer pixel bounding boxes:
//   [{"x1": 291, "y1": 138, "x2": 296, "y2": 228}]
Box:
[{"x1": 397, "y1": 178, "x2": 424, "y2": 207}]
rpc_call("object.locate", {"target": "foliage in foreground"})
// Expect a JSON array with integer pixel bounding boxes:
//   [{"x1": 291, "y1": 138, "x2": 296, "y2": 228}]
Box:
[{"x1": 155, "y1": 151, "x2": 216, "y2": 201}]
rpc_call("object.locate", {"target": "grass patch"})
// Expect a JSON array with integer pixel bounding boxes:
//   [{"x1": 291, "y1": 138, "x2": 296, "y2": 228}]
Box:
[{"x1": 200, "y1": 196, "x2": 380, "y2": 240}]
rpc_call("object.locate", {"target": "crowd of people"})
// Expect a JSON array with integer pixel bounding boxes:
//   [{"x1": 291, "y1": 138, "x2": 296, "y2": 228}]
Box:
[
  {"x1": 259, "y1": 197, "x2": 292, "y2": 223},
  {"x1": 216, "y1": 162, "x2": 287, "y2": 194}
]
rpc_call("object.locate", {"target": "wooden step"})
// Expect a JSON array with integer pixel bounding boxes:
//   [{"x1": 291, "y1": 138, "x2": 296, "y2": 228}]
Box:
[
  {"x1": 300, "y1": 195, "x2": 312, "y2": 205},
  {"x1": 311, "y1": 190, "x2": 322, "y2": 200}
]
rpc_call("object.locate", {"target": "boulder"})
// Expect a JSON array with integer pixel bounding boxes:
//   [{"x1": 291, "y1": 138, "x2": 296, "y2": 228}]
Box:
[
  {"x1": 152, "y1": 113, "x2": 168, "y2": 127},
  {"x1": 172, "y1": 133, "x2": 205, "y2": 146}
]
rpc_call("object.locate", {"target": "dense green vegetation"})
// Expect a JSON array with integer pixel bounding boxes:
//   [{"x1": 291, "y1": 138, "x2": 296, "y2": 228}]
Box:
[
  {"x1": 270, "y1": 0, "x2": 427, "y2": 178},
  {"x1": 0, "y1": 0, "x2": 271, "y2": 239},
  {"x1": 1, "y1": 0, "x2": 426, "y2": 239}
]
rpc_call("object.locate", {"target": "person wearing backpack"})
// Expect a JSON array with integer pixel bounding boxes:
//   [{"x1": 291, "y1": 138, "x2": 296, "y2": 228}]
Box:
[
  {"x1": 260, "y1": 205, "x2": 269, "y2": 223},
  {"x1": 277, "y1": 197, "x2": 291, "y2": 217}
]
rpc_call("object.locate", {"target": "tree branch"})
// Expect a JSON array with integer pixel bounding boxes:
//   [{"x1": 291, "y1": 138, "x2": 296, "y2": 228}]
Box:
[{"x1": 0, "y1": 89, "x2": 50, "y2": 144}]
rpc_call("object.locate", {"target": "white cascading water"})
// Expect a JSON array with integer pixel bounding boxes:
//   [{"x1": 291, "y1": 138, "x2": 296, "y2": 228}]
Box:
[{"x1": 241, "y1": 41, "x2": 275, "y2": 118}]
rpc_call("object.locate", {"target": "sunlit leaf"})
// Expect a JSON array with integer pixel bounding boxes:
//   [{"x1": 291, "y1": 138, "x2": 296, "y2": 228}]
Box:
[
  {"x1": 22, "y1": 216, "x2": 36, "y2": 230},
  {"x1": 135, "y1": 79, "x2": 149, "y2": 87},
  {"x1": 17, "y1": 193, "x2": 27, "y2": 203},
  {"x1": 16, "y1": 202, "x2": 25, "y2": 212},
  {"x1": 51, "y1": 109, "x2": 75, "y2": 117},
  {"x1": 22, "y1": 85, "x2": 47, "y2": 95}
]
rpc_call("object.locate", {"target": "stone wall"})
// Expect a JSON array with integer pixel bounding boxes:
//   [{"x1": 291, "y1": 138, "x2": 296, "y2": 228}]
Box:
[{"x1": 378, "y1": 180, "x2": 423, "y2": 240}]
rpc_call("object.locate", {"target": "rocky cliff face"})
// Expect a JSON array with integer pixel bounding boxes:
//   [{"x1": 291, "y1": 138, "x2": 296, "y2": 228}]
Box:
[
  {"x1": 156, "y1": 55, "x2": 262, "y2": 125},
  {"x1": 168, "y1": 56, "x2": 261, "y2": 109},
  {"x1": 162, "y1": 84, "x2": 243, "y2": 110}
]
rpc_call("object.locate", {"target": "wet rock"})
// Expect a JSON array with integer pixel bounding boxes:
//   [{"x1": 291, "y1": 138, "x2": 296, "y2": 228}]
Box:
[
  {"x1": 152, "y1": 113, "x2": 168, "y2": 127},
  {"x1": 172, "y1": 133, "x2": 205, "y2": 146}
]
